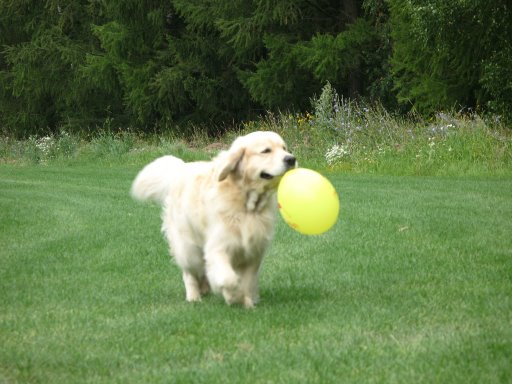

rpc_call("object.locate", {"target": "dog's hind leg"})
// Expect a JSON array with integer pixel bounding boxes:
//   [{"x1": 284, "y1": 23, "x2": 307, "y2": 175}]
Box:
[
  {"x1": 200, "y1": 275, "x2": 210, "y2": 295},
  {"x1": 182, "y1": 271, "x2": 203, "y2": 302},
  {"x1": 168, "y1": 234, "x2": 206, "y2": 302}
]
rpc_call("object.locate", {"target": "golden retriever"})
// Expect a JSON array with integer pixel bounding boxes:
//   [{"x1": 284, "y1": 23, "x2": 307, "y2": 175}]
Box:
[{"x1": 131, "y1": 131, "x2": 296, "y2": 308}]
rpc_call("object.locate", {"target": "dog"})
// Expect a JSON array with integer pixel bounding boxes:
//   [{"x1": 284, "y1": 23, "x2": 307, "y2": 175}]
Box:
[{"x1": 131, "y1": 131, "x2": 296, "y2": 308}]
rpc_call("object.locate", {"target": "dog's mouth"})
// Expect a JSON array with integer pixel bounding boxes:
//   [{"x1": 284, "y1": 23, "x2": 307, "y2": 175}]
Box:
[
  {"x1": 260, "y1": 171, "x2": 274, "y2": 180},
  {"x1": 260, "y1": 157, "x2": 296, "y2": 180}
]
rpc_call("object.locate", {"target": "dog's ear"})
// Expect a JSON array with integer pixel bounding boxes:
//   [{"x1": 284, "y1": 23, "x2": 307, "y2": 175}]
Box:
[{"x1": 218, "y1": 146, "x2": 245, "y2": 181}]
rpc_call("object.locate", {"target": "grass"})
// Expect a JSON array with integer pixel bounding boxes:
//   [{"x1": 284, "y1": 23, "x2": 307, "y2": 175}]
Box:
[
  {"x1": 1, "y1": 160, "x2": 511, "y2": 383},
  {"x1": 1, "y1": 84, "x2": 511, "y2": 381},
  {"x1": 1, "y1": 85, "x2": 511, "y2": 176}
]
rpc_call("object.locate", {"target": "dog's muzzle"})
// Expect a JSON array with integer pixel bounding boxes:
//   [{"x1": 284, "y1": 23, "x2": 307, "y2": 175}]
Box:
[
  {"x1": 260, "y1": 155, "x2": 297, "y2": 180},
  {"x1": 284, "y1": 155, "x2": 296, "y2": 169}
]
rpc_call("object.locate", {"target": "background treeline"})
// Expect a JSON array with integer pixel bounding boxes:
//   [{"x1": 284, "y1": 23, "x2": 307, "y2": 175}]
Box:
[{"x1": 1, "y1": 0, "x2": 511, "y2": 137}]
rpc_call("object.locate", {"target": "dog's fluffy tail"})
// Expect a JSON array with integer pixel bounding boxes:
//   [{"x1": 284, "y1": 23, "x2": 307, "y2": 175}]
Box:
[{"x1": 130, "y1": 155, "x2": 185, "y2": 205}]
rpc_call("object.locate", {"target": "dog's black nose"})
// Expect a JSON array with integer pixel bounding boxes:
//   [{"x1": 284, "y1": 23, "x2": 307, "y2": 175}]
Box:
[{"x1": 284, "y1": 155, "x2": 296, "y2": 168}]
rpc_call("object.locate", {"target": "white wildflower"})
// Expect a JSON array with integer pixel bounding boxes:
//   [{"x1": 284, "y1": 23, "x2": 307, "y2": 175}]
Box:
[
  {"x1": 325, "y1": 144, "x2": 349, "y2": 166},
  {"x1": 36, "y1": 136, "x2": 54, "y2": 157}
]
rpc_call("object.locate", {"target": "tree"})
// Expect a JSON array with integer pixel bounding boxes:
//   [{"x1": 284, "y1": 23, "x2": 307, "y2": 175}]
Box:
[
  {"x1": 1, "y1": 0, "x2": 392, "y2": 135},
  {"x1": 0, "y1": 0, "x2": 102, "y2": 135},
  {"x1": 389, "y1": 0, "x2": 512, "y2": 118},
  {"x1": 5, "y1": 0, "x2": 509, "y2": 136},
  {"x1": 83, "y1": 0, "x2": 174, "y2": 128},
  {"x1": 213, "y1": 0, "x2": 385, "y2": 109}
]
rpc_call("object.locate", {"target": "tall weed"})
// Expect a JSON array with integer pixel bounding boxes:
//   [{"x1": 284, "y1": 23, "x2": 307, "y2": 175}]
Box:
[
  {"x1": 243, "y1": 83, "x2": 511, "y2": 175},
  {"x1": 1, "y1": 84, "x2": 511, "y2": 175},
  {"x1": 0, "y1": 131, "x2": 81, "y2": 164}
]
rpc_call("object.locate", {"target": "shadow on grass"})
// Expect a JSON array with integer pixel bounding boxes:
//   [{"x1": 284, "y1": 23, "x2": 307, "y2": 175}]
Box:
[{"x1": 260, "y1": 284, "x2": 326, "y2": 308}]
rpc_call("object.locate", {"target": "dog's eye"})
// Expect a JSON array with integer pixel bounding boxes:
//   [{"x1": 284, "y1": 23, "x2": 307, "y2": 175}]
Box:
[{"x1": 261, "y1": 148, "x2": 272, "y2": 154}]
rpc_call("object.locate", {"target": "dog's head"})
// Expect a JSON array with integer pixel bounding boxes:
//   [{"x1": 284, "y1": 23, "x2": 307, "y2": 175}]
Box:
[{"x1": 218, "y1": 131, "x2": 296, "y2": 187}]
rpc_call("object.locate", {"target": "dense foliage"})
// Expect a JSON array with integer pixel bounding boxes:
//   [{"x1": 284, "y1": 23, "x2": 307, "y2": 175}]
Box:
[{"x1": 1, "y1": 0, "x2": 511, "y2": 136}]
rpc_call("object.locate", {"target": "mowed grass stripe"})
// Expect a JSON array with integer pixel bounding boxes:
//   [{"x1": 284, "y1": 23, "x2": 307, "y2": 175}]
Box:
[{"x1": 1, "y1": 164, "x2": 511, "y2": 383}]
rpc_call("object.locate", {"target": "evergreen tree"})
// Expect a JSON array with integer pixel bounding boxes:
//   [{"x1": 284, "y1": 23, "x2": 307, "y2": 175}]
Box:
[
  {"x1": 0, "y1": 0, "x2": 100, "y2": 135},
  {"x1": 1, "y1": 0, "x2": 392, "y2": 134},
  {"x1": 83, "y1": 0, "x2": 172, "y2": 128},
  {"x1": 179, "y1": 0, "x2": 389, "y2": 111},
  {"x1": 214, "y1": 0, "x2": 385, "y2": 109},
  {"x1": 2, "y1": 0, "x2": 510, "y2": 136},
  {"x1": 389, "y1": 0, "x2": 512, "y2": 118}
]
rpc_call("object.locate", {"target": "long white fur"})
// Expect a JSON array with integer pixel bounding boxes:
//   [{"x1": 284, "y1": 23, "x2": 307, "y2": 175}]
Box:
[
  {"x1": 130, "y1": 155, "x2": 185, "y2": 204},
  {"x1": 131, "y1": 131, "x2": 295, "y2": 308}
]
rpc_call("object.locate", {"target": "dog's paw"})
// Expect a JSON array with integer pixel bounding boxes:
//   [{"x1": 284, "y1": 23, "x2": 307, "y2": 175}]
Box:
[
  {"x1": 243, "y1": 296, "x2": 256, "y2": 309},
  {"x1": 184, "y1": 285, "x2": 202, "y2": 302},
  {"x1": 186, "y1": 292, "x2": 202, "y2": 302},
  {"x1": 224, "y1": 274, "x2": 240, "y2": 288},
  {"x1": 221, "y1": 276, "x2": 243, "y2": 305},
  {"x1": 223, "y1": 290, "x2": 244, "y2": 306},
  {"x1": 218, "y1": 270, "x2": 240, "y2": 291}
]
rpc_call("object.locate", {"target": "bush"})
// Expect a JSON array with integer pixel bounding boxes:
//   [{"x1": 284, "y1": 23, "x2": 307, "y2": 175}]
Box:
[
  {"x1": 243, "y1": 83, "x2": 512, "y2": 175},
  {"x1": 1, "y1": 83, "x2": 511, "y2": 176}
]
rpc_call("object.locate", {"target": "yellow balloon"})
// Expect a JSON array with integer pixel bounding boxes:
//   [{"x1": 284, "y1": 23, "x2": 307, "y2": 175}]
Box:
[{"x1": 277, "y1": 168, "x2": 340, "y2": 235}]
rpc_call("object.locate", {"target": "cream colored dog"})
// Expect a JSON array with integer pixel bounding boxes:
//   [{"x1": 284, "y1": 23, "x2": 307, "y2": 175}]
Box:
[{"x1": 131, "y1": 131, "x2": 296, "y2": 308}]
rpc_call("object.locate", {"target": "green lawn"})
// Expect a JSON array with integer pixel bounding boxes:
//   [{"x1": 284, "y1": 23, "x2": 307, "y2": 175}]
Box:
[{"x1": 1, "y1": 163, "x2": 511, "y2": 383}]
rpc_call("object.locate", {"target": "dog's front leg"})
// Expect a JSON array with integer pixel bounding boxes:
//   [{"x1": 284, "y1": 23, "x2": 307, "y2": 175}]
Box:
[
  {"x1": 239, "y1": 260, "x2": 263, "y2": 308},
  {"x1": 204, "y1": 249, "x2": 243, "y2": 305}
]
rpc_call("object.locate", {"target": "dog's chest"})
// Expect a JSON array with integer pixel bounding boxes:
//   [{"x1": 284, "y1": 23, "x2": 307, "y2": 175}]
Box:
[{"x1": 225, "y1": 211, "x2": 274, "y2": 256}]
